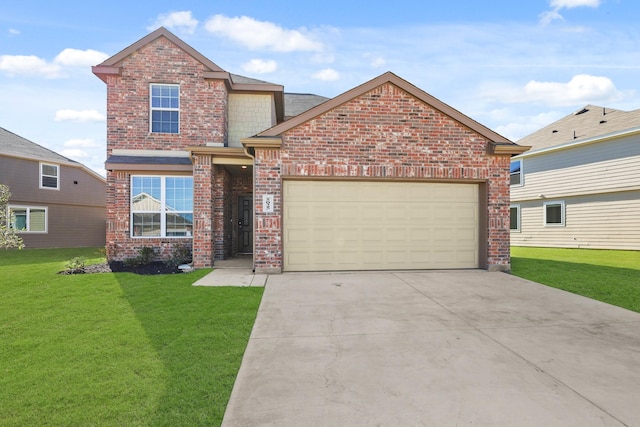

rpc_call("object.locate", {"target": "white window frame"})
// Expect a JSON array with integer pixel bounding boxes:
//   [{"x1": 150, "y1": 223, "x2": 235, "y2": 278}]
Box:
[
  {"x1": 543, "y1": 201, "x2": 565, "y2": 227},
  {"x1": 149, "y1": 83, "x2": 180, "y2": 134},
  {"x1": 40, "y1": 162, "x2": 60, "y2": 190},
  {"x1": 8, "y1": 205, "x2": 48, "y2": 233},
  {"x1": 510, "y1": 159, "x2": 523, "y2": 187},
  {"x1": 509, "y1": 204, "x2": 521, "y2": 232},
  {"x1": 130, "y1": 175, "x2": 193, "y2": 238}
]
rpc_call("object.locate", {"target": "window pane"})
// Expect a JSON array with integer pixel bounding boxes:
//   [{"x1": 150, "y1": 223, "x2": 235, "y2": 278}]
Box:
[
  {"x1": 42, "y1": 176, "x2": 58, "y2": 188},
  {"x1": 132, "y1": 176, "x2": 161, "y2": 203},
  {"x1": 11, "y1": 208, "x2": 27, "y2": 230},
  {"x1": 166, "y1": 213, "x2": 193, "y2": 236},
  {"x1": 30, "y1": 209, "x2": 46, "y2": 232},
  {"x1": 546, "y1": 205, "x2": 562, "y2": 224},
  {"x1": 510, "y1": 173, "x2": 521, "y2": 186},
  {"x1": 510, "y1": 207, "x2": 519, "y2": 230},
  {"x1": 166, "y1": 177, "x2": 193, "y2": 211},
  {"x1": 509, "y1": 161, "x2": 521, "y2": 174},
  {"x1": 132, "y1": 213, "x2": 161, "y2": 236}
]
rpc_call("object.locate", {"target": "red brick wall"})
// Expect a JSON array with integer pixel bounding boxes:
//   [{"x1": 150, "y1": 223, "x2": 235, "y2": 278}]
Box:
[
  {"x1": 192, "y1": 155, "x2": 214, "y2": 268},
  {"x1": 105, "y1": 36, "x2": 227, "y2": 155},
  {"x1": 104, "y1": 35, "x2": 229, "y2": 265},
  {"x1": 254, "y1": 83, "x2": 512, "y2": 272}
]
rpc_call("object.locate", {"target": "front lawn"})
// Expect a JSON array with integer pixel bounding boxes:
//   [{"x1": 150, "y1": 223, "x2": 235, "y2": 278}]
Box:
[
  {"x1": 0, "y1": 248, "x2": 263, "y2": 426},
  {"x1": 511, "y1": 247, "x2": 640, "y2": 313}
]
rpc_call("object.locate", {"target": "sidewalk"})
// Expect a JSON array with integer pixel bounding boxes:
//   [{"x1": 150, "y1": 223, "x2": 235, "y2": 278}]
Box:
[{"x1": 192, "y1": 255, "x2": 268, "y2": 287}]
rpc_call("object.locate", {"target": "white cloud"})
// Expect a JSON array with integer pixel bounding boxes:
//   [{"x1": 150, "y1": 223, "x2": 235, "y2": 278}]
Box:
[
  {"x1": 312, "y1": 68, "x2": 340, "y2": 81},
  {"x1": 540, "y1": 0, "x2": 601, "y2": 25},
  {"x1": 242, "y1": 59, "x2": 277, "y2": 74},
  {"x1": 54, "y1": 48, "x2": 109, "y2": 67},
  {"x1": 0, "y1": 55, "x2": 62, "y2": 78},
  {"x1": 370, "y1": 57, "x2": 386, "y2": 68},
  {"x1": 54, "y1": 109, "x2": 105, "y2": 123},
  {"x1": 63, "y1": 138, "x2": 101, "y2": 148},
  {"x1": 9, "y1": 28, "x2": 20, "y2": 36},
  {"x1": 551, "y1": 0, "x2": 601, "y2": 8},
  {"x1": 480, "y1": 74, "x2": 624, "y2": 108},
  {"x1": 493, "y1": 110, "x2": 565, "y2": 141},
  {"x1": 60, "y1": 148, "x2": 90, "y2": 160},
  {"x1": 148, "y1": 11, "x2": 198, "y2": 34},
  {"x1": 205, "y1": 15, "x2": 323, "y2": 52}
]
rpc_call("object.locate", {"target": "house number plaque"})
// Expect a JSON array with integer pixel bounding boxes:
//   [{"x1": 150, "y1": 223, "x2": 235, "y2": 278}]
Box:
[{"x1": 263, "y1": 195, "x2": 274, "y2": 213}]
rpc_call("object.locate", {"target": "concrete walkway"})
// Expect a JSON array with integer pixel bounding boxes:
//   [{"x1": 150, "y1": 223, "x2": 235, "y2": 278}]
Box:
[{"x1": 222, "y1": 270, "x2": 640, "y2": 427}]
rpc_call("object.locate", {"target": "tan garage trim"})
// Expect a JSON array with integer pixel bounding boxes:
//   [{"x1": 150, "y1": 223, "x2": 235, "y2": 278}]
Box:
[{"x1": 283, "y1": 180, "x2": 479, "y2": 271}]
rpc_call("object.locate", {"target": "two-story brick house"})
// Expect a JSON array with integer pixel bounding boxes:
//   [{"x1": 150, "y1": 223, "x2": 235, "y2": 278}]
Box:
[{"x1": 93, "y1": 27, "x2": 527, "y2": 273}]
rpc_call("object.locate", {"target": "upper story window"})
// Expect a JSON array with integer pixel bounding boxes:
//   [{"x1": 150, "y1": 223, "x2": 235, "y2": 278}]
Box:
[
  {"x1": 510, "y1": 159, "x2": 523, "y2": 186},
  {"x1": 544, "y1": 201, "x2": 565, "y2": 227},
  {"x1": 131, "y1": 175, "x2": 193, "y2": 238},
  {"x1": 150, "y1": 84, "x2": 179, "y2": 134},
  {"x1": 40, "y1": 162, "x2": 59, "y2": 190}
]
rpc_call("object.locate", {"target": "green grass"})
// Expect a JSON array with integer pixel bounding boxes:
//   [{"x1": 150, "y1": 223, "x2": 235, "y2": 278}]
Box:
[
  {"x1": 0, "y1": 248, "x2": 263, "y2": 426},
  {"x1": 511, "y1": 247, "x2": 640, "y2": 313}
]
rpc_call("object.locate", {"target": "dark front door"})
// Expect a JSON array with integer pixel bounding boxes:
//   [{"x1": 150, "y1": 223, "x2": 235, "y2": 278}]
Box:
[{"x1": 238, "y1": 196, "x2": 253, "y2": 253}]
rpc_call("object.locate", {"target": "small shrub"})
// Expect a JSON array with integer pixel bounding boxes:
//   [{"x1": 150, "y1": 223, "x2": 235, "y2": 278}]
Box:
[
  {"x1": 64, "y1": 257, "x2": 86, "y2": 274},
  {"x1": 138, "y1": 247, "x2": 155, "y2": 265},
  {"x1": 164, "y1": 243, "x2": 193, "y2": 269},
  {"x1": 123, "y1": 247, "x2": 155, "y2": 268}
]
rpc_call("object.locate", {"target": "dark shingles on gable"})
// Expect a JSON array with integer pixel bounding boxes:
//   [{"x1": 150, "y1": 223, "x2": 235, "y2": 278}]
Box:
[{"x1": 0, "y1": 127, "x2": 76, "y2": 164}]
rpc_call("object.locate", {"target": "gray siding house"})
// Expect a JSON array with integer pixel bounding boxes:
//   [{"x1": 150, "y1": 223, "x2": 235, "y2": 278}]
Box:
[
  {"x1": 510, "y1": 105, "x2": 640, "y2": 250},
  {"x1": 0, "y1": 127, "x2": 106, "y2": 248}
]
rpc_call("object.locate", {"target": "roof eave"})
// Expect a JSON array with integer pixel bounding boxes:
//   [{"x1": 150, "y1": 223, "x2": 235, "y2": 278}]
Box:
[{"x1": 491, "y1": 143, "x2": 531, "y2": 155}]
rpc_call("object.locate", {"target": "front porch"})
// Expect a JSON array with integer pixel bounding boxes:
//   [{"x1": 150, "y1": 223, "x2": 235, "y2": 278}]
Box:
[{"x1": 190, "y1": 148, "x2": 254, "y2": 269}]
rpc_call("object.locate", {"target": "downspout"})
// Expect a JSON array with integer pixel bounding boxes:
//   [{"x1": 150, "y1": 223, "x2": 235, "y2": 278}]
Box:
[{"x1": 243, "y1": 146, "x2": 256, "y2": 273}]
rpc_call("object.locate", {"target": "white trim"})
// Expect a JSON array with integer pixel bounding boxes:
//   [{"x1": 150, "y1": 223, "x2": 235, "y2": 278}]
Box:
[
  {"x1": 8, "y1": 205, "x2": 48, "y2": 233},
  {"x1": 543, "y1": 200, "x2": 565, "y2": 227},
  {"x1": 509, "y1": 204, "x2": 521, "y2": 232},
  {"x1": 39, "y1": 162, "x2": 60, "y2": 190},
  {"x1": 149, "y1": 83, "x2": 180, "y2": 134}
]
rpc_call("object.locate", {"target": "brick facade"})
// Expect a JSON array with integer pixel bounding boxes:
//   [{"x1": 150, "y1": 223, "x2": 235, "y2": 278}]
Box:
[
  {"x1": 252, "y1": 83, "x2": 513, "y2": 272},
  {"x1": 97, "y1": 28, "x2": 522, "y2": 272}
]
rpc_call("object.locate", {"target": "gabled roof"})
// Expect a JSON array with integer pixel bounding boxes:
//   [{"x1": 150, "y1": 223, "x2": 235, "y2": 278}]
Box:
[
  {"x1": 0, "y1": 127, "x2": 105, "y2": 181},
  {"x1": 93, "y1": 27, "x2": 224, "y2": 82},
  {"x1": 92, "y1": 27, "x2": 286, "y2": 122},
  {"x1": 255, "y1": 72, "x2": 527, "y2": 155},
  {"x1": 518, "y1": 104, "x2": 640, "y2": 152},
  {"x1": 283, "y1": 93, "x2": 330, "y2": 120}
]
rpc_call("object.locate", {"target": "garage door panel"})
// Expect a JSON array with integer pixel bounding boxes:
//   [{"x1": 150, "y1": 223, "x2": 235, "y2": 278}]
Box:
[{"x1": 283, "y1": 181, "x2": 479, "y2": 271}]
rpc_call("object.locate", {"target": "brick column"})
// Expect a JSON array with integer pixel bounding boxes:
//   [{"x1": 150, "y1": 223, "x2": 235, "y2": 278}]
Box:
[
  {"x1": 192, "y1": 154, "x2": 214, "y2": 268},
  {"x1": 253, "y1": 148, "x2": 282, "y2": 274}
]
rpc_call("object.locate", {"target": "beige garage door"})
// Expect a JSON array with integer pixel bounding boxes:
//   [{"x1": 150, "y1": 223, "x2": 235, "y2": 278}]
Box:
[{"x1": 283, "y1": 180, "x2": 479, "y2": 271}]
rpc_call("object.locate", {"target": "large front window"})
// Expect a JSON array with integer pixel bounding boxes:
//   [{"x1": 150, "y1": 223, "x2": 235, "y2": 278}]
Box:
[
  {"x1": 150, "y1": 84, "x2": 179, "y2": 134},
  {"x1": 131, "y1": 176, "x2": 193, "y2": 237},
  {"x1": 9, "y1": 206, "x2": 47, "y2": 233}
]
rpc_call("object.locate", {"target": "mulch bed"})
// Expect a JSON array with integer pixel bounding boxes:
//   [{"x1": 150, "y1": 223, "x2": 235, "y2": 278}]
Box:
[{"x1": 60, "y1": 262, "x2": 183, "y2": 275}]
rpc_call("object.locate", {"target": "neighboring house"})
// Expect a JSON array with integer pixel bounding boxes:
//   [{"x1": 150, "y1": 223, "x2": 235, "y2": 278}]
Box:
[
  {"x1": 93, "y1": 27, "x2": 526, "y2": 273},
  {"x1": 510, "y1": 104, "x2": 640, "y2": 250},
  {"x1": 0, "y1": 127, "x2": 106, "y2": 248}
]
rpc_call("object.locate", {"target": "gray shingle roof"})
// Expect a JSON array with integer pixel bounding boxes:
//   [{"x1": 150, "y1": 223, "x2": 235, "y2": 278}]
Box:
[
  {"x1": 0, "y1": 127, "x2": 76, "y2": 164},
  {"x1": 517, "y1": 104, "x2": 640, "y2": 151},
  {"x1": 284, "y1": 93, "x2": 330, "y2": 120}
]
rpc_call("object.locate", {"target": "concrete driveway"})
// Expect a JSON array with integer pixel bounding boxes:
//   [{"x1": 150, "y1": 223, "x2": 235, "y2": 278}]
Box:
[{"x1": 222, "y1": 270, "x2": 640, "y2": 427}]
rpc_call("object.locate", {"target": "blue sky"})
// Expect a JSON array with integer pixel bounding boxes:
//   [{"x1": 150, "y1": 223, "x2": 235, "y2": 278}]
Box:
[{"x1": 2, "y1": 0, "x2": 640, "y2": 176}]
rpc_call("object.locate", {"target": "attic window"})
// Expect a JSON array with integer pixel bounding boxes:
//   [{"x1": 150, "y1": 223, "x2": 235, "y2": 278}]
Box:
[{"x1": 575, "y1": 108, "x2": 589, "y2": 115}]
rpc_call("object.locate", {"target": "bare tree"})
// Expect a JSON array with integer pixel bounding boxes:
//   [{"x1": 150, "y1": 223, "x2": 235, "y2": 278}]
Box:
[{"x1": 0, "y1": 184, "x2": 25, "y2": 250}]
